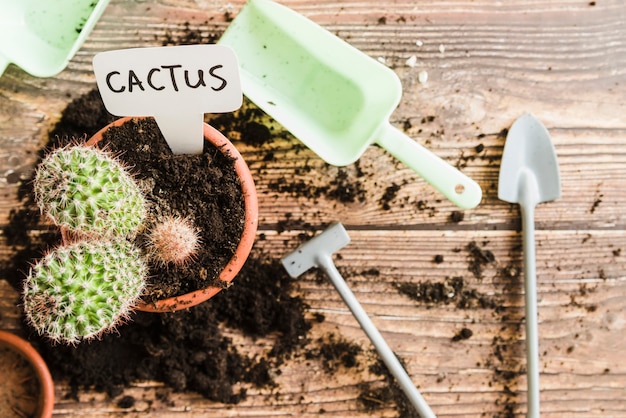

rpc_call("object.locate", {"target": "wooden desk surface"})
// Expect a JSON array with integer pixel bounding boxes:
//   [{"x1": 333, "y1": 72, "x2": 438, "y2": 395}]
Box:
[{"x1": 1, "y1": 0, "x2": 625, "y2": 416}]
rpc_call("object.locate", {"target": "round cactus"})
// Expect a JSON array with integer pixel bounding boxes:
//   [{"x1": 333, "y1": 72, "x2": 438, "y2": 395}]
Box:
[
  {"x1": 34, "y1": 145, "x2": 145, "y2": 238},
  {"x1": 147, "y1": 215, "x2": 201, "y2": 265},
  {"x1": 22, "y1": 239, "x2": 147, "y2": 345}
]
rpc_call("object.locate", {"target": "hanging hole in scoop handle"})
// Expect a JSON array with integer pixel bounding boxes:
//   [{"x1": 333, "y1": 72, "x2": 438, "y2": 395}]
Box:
[{"x1": 375, "y1": 123, "x2": 482, "y2": 209}]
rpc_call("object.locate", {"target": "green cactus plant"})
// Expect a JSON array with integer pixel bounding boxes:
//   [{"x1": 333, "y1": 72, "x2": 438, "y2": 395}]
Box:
[
  {"x1": 22, "y1": 239, "x2": 147, "y2": 345},
  {"x1": 34, "y1": 144, "x2": 146, "y2": 238}
]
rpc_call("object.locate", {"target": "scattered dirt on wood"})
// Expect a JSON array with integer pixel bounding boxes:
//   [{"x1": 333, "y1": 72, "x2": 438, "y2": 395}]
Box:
[
  {"x1": 267, "y1": 164, "x2": 368, "y2": 205},
  {"x1": 467, "y1": 240, "x2": 496, "y2": 280},
  {"x1": 379, "y1": 183, "x2": 403, "y2": 210},
  {"x1": 37, "y1": 251, "x2": 310, "y2": 403},
  {"x1": 116, "y1": 395, "x2": 135, "y2": 409},
  {"x1": 393, "y1": 238, "x2": 523, "y2": 417},
  {"x1": 568, "y1": 283, "x2": 598, "y2": 312},
  {"x1": 590, "y1": 188, "x2": 603, "y2": 214},
  {"x1": 308, "y1": 333, "x2": 362, "y2": 373},
  {"x1": 486, "y1": 333, "x2": 523, "y2": 418},
  {"x1": 450, "y1": 210, "x2": 465, "y2": 223},
  {"x1": 451, "y1": 327, "x2": 473, "y2": 342},
  {"x1": 395, "y1": 276, "x2": 498, "y2": 310},
  {"x1": 210, "y1": 99, "x2": 372, "y2": 207},
  {"x1": 160, "y1": 21, "x2": 220, "y2": 46},
  {"x1": 484, "y1": 256, "x2": 525, "y2": 418},
  {"x1": 362, "y1": 358, "x2": 422, "y2": 418}
]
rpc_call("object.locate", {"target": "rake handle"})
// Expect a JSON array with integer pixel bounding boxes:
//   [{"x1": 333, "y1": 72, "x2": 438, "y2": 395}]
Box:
[{"x1": 317, "y1": 253, "x2": 437, "y2": 418}]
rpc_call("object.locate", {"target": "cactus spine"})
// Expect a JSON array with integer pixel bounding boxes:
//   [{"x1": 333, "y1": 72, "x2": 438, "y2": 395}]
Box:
[
  {"x1": 34, "y1": 145, "x2": 145, "y2": 238},
  {"x1": 23, "y1": 239, "x2": 147, "y2": 345}
]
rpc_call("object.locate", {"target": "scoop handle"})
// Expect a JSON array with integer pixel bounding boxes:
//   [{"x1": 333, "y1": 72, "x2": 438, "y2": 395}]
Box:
[{"x1": 376, "y1": 124, "x2": 482, "y2": 209}]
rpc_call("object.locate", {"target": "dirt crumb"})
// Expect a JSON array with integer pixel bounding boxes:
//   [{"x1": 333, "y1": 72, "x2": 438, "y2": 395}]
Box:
[
  {"x1": 452, "y1": 327, "x2": 473, "y2": 341},
  {"x1": 308, "y1": 333, "x2": 362, "y2": 373},
  {"x1": 116, "y1": 395, "x2": 135, "y2": 408},
  {"x1": 450, "y1": 210, "x2": 465, "y2": 223},
  {"x1": 379, "y1": 183, "x2": 402, "y2": 210},
  {"x1": 467, "y1": 241, "x2": 495, "y2": 279},
  {"x1": 395, "y1": 276, "x2": 497, "y2": 309}
]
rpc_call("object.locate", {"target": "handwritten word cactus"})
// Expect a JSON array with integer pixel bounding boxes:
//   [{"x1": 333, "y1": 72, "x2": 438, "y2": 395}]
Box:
[
  {"x1": 147, "y1": 215, "x2": 201, "y2": 265},
  {"x1": 34, "y1": 145, "x2": 145, "y2": 238},
  {"x1": 23, "y1": 239, "x2": 147, "y2": 345}
]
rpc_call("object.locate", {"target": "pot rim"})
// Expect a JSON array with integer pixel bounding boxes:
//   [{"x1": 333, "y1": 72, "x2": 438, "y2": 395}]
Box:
[
  {"x1": 0, "y1": 330, "x2": 55, "y2": 418},
  {"x1": 87, "y1": 116, "x2": 259, "y2": 312}
]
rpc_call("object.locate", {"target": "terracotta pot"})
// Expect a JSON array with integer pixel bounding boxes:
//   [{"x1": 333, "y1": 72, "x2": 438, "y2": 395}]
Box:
[
  {"x1": 0, "y1": 330, "x2": 54, "y2": 418},
  {"x1": 87, "y1": 116, "x2": 258, "y2": 312}
]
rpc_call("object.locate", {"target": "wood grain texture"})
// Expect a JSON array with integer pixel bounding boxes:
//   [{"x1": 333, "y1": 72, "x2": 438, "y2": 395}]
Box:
[{"x1": 1, "y1": 0, "x2": 625, "y2": 416}]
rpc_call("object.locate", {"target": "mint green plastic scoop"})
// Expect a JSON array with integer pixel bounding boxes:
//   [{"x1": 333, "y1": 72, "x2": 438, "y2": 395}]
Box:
[
  {"x1": 219, "y1": 0, "x2": 482, "y2": 209},
  {"x1": 0, "y1": 0, "x2": 110, "y2": 78}
]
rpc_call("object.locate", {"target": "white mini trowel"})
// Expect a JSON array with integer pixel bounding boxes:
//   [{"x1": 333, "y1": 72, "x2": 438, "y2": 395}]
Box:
[{"x1": 498, "y1": 113, "x2": 562, "y2": 418}]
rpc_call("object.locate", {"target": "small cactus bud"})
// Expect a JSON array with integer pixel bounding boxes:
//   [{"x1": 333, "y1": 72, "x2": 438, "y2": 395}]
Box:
[
  {"x1": 147, "y1": 215, "x2": 200, "y2": 265},
  {"x1": 34, "y1": 145, "x2": 145, "y2": 238},
  {"x1": 23, "y1": 239, "x2": 147, "y2": 345}
]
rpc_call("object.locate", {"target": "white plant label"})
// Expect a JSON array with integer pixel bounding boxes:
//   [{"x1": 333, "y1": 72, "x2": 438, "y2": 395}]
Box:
[{"x1": 93, "y1": 45, "x2": 242, "y2": 154}]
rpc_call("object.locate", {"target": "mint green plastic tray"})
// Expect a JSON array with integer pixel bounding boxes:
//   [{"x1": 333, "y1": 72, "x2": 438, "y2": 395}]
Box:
[{"x1": 0, "y1": 0, "x2": 110, "y2": 77}]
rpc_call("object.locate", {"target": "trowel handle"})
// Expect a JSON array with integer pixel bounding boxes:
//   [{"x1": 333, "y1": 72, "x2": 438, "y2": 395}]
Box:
[
  {"x1": 520, "y1": 174, "x2": 541, "y2": 418},
  {"x1": 376, "y1": 124, "x2": 482, "y2": 210},
  {"x1": 317, "y1": 254, "x2": 437, "y2": 418}
]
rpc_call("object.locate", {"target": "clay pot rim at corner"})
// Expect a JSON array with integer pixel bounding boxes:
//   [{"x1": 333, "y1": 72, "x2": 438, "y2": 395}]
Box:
[
  {"x1": 86, "y1": 116, "x2": 259, "y2": 313},
  {"x1": 0, "y1": 330, "x2": 55, "y2": 418}
]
